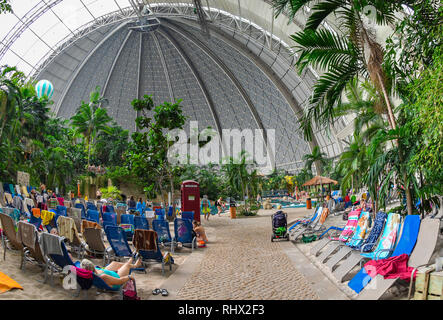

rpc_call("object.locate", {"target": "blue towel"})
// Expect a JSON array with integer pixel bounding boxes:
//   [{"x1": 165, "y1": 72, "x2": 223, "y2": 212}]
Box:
[{"x1": 348, "y1": 215, "x2": 421, "y2": 294}]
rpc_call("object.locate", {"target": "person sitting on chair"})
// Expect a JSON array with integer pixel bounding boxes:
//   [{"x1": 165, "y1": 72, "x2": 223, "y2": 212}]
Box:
[
  {"x1": 80, "y1": 257, "x2": 141, "y2": 290},
  {"x1": 192, "y1": 220, "x2": 208, "y2": 243}
]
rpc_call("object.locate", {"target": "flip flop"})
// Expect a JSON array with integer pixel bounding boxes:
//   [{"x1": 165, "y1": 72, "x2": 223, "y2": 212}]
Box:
[
  {"x1": 152, "y1": 288, "x2": 161, "y2": 295},
  {"x1": 161, "y1": 289, "x2": 169, "y2": 296}
]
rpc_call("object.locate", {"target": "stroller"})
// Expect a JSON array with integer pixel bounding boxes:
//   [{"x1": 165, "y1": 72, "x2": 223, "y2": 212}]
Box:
[{"x1": 271, "y1": 211, "x2": 289, "y2": 241}]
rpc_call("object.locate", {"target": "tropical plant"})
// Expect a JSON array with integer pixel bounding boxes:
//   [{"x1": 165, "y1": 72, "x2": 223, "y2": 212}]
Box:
[
  {"x1": 126, "y1": 95, "x2": 187, "y2": 208},
  {"x1": 100, "y1": 185, "x2": 122, "y2": 200},
  {"x1": 70, "y1": 86, "x2": 111, "y2": 167},
  {"x1": 271, "y1": 0, "x2": 419, "y2": 213},
  {"x1": 302, "y1": 145, "x2": 328, "y2": 175}
]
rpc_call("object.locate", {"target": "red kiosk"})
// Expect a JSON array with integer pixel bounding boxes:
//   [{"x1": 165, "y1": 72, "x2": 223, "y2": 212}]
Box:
[{"x1": 181, "y1": 180, "x2": 200, "y2": 222}]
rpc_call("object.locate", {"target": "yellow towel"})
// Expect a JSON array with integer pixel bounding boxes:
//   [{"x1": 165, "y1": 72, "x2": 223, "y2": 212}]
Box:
[
  {"x1": 41, "y1": 210, "x2": 54, "y2": 226},
  {"x1": 0, "y1": 271, "x2": 23, "y2": 293}
]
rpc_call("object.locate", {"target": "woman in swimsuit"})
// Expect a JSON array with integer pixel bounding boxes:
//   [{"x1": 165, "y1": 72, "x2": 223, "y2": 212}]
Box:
[{"x1": 80, "y1": 257, "x2": 142, "y2": 290}]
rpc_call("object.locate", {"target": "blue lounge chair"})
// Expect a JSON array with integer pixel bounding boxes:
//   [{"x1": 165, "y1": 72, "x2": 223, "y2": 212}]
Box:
[
  {"x1": 74, "y1": 203, "x2": 86, "y2": 219},
  {"x1": 181, "y1": 211, "x2": 194, "y2": 222},
  {"x1": 172, "y1": 218, "x2": 196, "y2": 253},
  {"x1": 332, "y1": 211, "x2": 388, "y2": 282},
  {"x1": 87, "y1": 210, "x2": 100, "y2": 224},
  {"x1": 103, "y1": 212, "x2": 117, "y2": 226},
  {"x1": 134, "y1": 216, "x2": 149, "y2": 230},
  {"x1": 348, "y1": 214, "x2": 421, "y2": 294},
  {"x1": 120, "y1": 214, "x2": 135, "y2": 239},
  {"x1": 86, "y1": 202, "x2": 97, "y2": 211},
  {"x1": 152, "y1": 219, "x2": 173, "y2": 251},
  {"x1": 288, "y1": 205, "x2": 322, "y2": 233},
  {"x1": 104, "y1": 204, "x2": 115, "y2": 213},
  {"x1": 135, "y1": 230, "x2": 173, "y2": 276},
  {"x1": 104, "y1": 225, "x2": 135, "y2": 263}
]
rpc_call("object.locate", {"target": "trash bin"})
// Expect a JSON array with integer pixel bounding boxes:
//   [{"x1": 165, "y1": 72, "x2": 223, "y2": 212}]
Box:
[
  {"x1": 229, "y1": 199, "x2": 236, "y2": 219},
  {"x1": 306, "y1": 198, "x2": 312, "y2": 209}
]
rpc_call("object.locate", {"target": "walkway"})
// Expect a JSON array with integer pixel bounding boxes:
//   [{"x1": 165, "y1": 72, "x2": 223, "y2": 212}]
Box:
[{"x1": 149, "y1": 207, "x2": 350, "y2": 300}]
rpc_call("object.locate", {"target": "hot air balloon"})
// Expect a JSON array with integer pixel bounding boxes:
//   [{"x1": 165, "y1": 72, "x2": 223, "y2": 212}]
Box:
[{"x1": 35, "y1": 79, "x2": 54, "y2": 99}]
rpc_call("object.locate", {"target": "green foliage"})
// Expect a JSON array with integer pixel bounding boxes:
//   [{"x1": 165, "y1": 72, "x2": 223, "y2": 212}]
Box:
[
  {"x1": 302, "y1": 145, "x2": 328, "y2": 175},
  {"x1": 100, "y1": 186, "x2": 122, "y2": 200},
  {"x1": 0, "y1": 0, "x2": 11, "y2": 14},
  {"x1": 126, "y1": 95, "x2": 187, "y2": 204}
]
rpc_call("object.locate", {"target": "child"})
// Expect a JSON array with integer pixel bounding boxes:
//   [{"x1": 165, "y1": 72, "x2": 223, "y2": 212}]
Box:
[{"x1": 192, "y1": 220, "x2": 208, "y2": 243}]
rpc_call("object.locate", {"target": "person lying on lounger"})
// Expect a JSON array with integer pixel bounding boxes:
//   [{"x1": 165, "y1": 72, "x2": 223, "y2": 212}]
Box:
[{"x1": 80, "y1": 258, "x2": 141, "y2": 290}]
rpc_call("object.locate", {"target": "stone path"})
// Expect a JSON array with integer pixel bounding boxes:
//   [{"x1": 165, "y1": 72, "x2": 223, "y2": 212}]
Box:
[{"x1": 176, "y1": 210, "x2": 319, "y2": 300}]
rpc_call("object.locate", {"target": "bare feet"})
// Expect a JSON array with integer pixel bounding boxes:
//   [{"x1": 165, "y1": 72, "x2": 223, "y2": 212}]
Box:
[{"x1": 134, "y1": 258, "x2": 142, "y2": 268}]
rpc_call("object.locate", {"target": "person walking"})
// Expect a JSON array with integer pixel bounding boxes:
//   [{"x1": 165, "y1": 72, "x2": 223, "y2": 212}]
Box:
[
  {"x1": 216, "y1": 197, "x2": 223, "y2": 217},
  {"x1": 201, "y1": 195, "x2": 211, "y2": 220}
]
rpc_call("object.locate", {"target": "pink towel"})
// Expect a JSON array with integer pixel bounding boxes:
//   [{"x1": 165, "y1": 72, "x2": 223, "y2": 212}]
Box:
[{"x1": 364, "y1": 253, "x2": 416, "y2": 281}]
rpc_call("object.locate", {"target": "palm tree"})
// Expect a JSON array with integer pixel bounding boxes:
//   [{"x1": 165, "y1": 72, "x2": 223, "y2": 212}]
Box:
[
  {"x1": 336, "y1": 133, "x2": 370, "y2": 194},
  {"x1": 302, "y1": 146, "x2": 328, "y2": 175},
  {"x1": 271, "y1": 0, "x2": 416, "y2": 214},
  {"x1": 70, "y1": 87, "x2": 111, "y2": 167}
]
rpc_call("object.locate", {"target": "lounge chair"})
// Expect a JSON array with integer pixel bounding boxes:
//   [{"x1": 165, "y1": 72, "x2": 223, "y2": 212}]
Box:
[
  {"x1": 310, "y1": 208, "x2": 363, "y2": 260},
  {"x1": 120, "y1": 214, "x2": 135, "y2": 240},
  {"x1": 181, "y1": 211, "x2": 194, "y2": 222},
  {"x1": 354, "y1": 217, "x2": 440, "y2": 300},
  {"x1": 17, "y1": 221, "x2": 45, "y2": 271},
  {"x1": 332, "y1": 212, "x2": 388, "y2": 282},
  {"x1": 152, "y1": 219, "x2": 174, "y2": 251},
  {"x1": 74, "y1": 203, "x2": 86, "y2": 220},
  {"x1": 104, "y1": 225, "x2": 135, "y2": 262},
  {"x1": 67, "y1": 208, "x2": 82, "y2": 233},
  {"x1": 291, "y1": 207, "x2": 330, "y2": 241},
  {"x1": 0, "y1": 212, "x2": 23, "y2": 260},
  {"x1": 83, "y1": 227, "x2": 109, "y2": 265},
  {"x1": 134, "y1": 229, "x2": 173, "y2": 276},
  {"x1": 86, "y1": 202, "x2": 97, "y2": 211},
  {"x1": 288, "y1": 206, "x2": 322, "y2": 235},
  {"x1": 104, "y1": 204, "x2": 115, "y2": 213},
  {"x1": 41, "y1": 233, "x2": 81, "y2": 286},
  {"x1": 324, "y1": 210, "x2": 372, "y2": 270},
  {"x1": 30, "y1": 208, "x2": 42, "y2": 230},
  {"x1": 8, "y1": 184, "x2": 15, "y2": 197},
  {"x1": 348, "y1": 214, "x2": 418, "y2": 294},
  {"x1": 172, "y1": 218, "x2": 197, "y2": 253},
  {"x1": 134, "y1": 216, "x2": 149, "y2": 230},
  {"x1": 103, "y1": 212, "x2": 117, "y2": 226},
  {"x1": 57, "y1": 215, "x2": 85, "y2": 259},
  {"x1": 86, "y1": 210, "x2": 100, "y2": 224}
]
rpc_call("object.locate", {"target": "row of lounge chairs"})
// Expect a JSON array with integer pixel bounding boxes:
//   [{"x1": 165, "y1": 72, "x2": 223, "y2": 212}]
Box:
[
  {"x1": 301, "y1": 206, "x2": 442, "y2": 299},
  {"x1": 0, "y1": 203, "x2": 198, "y2": 299}
]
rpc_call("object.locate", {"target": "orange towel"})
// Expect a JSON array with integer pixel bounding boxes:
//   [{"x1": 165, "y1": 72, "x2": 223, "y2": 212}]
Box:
[
  {"x1": 319, "y1": 208, "x2": 330, "y2": 224},
  {"x1": 0, "y1": 271, "x2": 23, "y2": 293},
  {"x1": 32, "y1": 208, "x2": 41, "y2": 218}
]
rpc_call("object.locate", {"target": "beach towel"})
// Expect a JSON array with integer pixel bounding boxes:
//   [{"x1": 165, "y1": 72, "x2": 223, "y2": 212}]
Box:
[
  {"x1": 350, "y1": 211, "x2": 387, "y2": 251},
  {"x1": 32, "y1": 208, "x2": 41, "y2": 218},
  {"x1": 346, "y1": 211, "x2": 371, "y2": 248},
  {"x1": 12, "y1": 196, "x2": 23, "y2": 212},
  {"x1": 0, "y1": 272, "x2": 23, "y2": 293},
  {"x1": 57, "y1": 216, "x2": 77, "y2": 243},
  {"x1": 41, "y1": 210, "x2": 54, "y2": 226},
  {"x1": 348, "y1": 214, "x2": 418, "y2": 294},
  {"x1": 329, "y1": 208, "x2": 362, "y2": 241},
  {"x1": 17, "y1": 221, "x2": 37, "y2": 250},
  {"x1": 364, "y1": 254, "x2": 416, "y2": 282},
  {"x1": 4, "y1": 193, "x2": 13, "y2": 205},
  {"x1": 133, "y1": 229, "x2": 157, "y2": 251},
  {"x1": 81, "y1": 220, "x2": 101, "y2": 233},
  {"x1": 319, "y1": 207, "x2": 330, "y2": 224},
  {"x1": 360, "y1": 213, "x2": 401, "y2": 260},
  {"x1": 74, "y1": 267, "x2": 93, "y2": 290},
  {"x1": 39, "y1": 232, "x2": 64, "y2": 256},
  {"x1": 57, "y1": 197, "x2": 64, "y2": 206}
]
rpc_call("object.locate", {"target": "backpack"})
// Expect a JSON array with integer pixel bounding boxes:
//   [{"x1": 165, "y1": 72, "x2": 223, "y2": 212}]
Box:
[
  {"x1": 123, "y1": 278, "x2": 140, "y2": 300},
  {"x1": 273, "y1": 212, "x2": 286, "y2": 228}
]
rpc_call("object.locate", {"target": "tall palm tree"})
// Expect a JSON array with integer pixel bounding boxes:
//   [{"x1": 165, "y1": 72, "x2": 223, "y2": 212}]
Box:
[
  {"x1": 302, "y1": 145, "x2": 328, "y2": 175},
  {"x1": 271, "y1": 0, "x2": 416, "y2": 214},
  {"x1": 70, "y1": 87, "x2": 111, "y2": 167}
]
